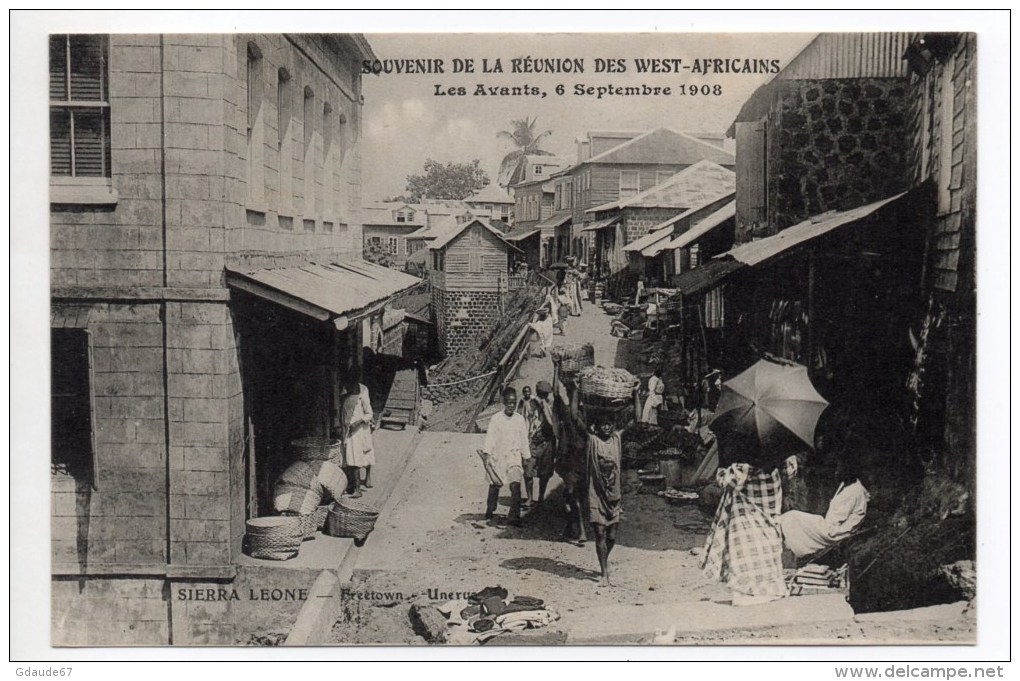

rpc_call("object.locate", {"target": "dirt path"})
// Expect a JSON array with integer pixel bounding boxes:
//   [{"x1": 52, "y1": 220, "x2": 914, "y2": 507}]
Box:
[{"x1": 327, "y1": 303, "x2": 975, "y2": 646}]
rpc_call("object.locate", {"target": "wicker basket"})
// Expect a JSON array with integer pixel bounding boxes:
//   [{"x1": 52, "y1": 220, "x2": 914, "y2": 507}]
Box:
[
  {"x1": 551, "y1": 343, "x2": 595, "y2": 375},
  {"x1": 324, "y1": 498, "x2": 380, "y2": 541},
  {"x1": 244, "y1": 516, "x2": 302, "y2": 561},
  {"x1": 295, "y1": 505, "x2": 332, "y2": 540},
  {"x1": 578, "y1": 366, "x2": 638, "y2": 400},
  {"x1": 290, "y1": 436, "x2": 343, "y2": 462}
]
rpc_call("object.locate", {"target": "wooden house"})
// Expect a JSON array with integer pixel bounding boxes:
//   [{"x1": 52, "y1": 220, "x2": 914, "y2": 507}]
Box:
[{"x1": 427, "y1": 216, "x2": 522, "y2": 356}]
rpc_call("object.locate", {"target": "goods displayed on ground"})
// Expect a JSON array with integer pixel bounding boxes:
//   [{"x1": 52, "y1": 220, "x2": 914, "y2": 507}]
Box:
[
  {"x1": 436, "y1": 585, "x2": 561, "y2": 645},
  {"x1": 325, "y1": 497, "x2": 381, "y2": 544},
  {"x1": 786, "y1": 563, "x2": 849, "y2": 595},
  {"x1": 244, "y1": 516, "x2": 303, "y2": 561}
]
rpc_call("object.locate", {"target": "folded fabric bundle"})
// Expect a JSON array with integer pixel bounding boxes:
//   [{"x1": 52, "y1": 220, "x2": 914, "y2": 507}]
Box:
[
  {"x1": 510, "y1": 595, "x2": 544, "y2": 608},
  {"x1": 459, "y1": 604, "x2": 482, "y2": 620},
  {"x1": 469, "y1": 586, "x2": 508, "y2": 604},
  {"x1": 494, "y1": 609, "x2": 560, "y2": 631},
  {"x1": 481, "y1": 596, "x2": 507, "y2": 616},
  {"x1": 469, "y1": 618, "x2": 496, "y2": 633}
]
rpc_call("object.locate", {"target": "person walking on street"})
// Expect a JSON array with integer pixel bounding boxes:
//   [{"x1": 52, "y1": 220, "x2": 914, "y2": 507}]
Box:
[
  {"x1": 521, "y1": 381, "x2": 557, "y2": 505},
  {"x1": 478, "y1": 387, "x2": 531, "y2": 527}
]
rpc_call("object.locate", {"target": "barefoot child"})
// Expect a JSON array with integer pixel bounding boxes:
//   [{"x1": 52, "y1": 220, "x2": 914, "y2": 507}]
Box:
[{"x1": 568, "y1": 395, "x2": 624, "y2": 586}]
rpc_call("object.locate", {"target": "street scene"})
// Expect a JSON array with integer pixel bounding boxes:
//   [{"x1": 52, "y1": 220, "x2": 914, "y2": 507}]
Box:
[{"x1": 42, "y1": 29, "x2": 980, "y2": 648}]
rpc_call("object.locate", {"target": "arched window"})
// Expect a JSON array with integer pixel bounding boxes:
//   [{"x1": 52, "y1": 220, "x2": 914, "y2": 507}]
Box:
[
  {"x1": 277, "y1": 68, "x2": 293, "y2": 215},
  {"x1": 245, "y1": 41, "x2": 264, "y2": 208}
]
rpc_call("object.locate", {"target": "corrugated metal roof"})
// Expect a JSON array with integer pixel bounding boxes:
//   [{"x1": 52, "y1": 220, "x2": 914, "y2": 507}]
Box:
[
  {"x1": 579, "y1": 216, "x2": 622, "y2": 232},
  {"x1": 226, "y1": 260, "x2": 421, "y2": 322},
  {"x1": 651, "y1": 201, "x2": 736, "y2": 256},
  {"x1": 726, "y1": 192, "x2": 908, "y2": 266},
  {"x1": 673, "y1": 257, "x2": 744, "y2": 296},
  {"x1": 588, "y1": 160, "x2": 735, "y2": 213},
  {"x1": 729, "y1": 33, "x2": 911, "y2": 132},
  {"x1": 503, "y1": 226, "x2": 542, "y2": 242},
  {"x1": 535, "y1": 211, "x2": 572, "y2": 230},
  {"x1": 623, "y1": 225, "x2": 675, "y2": 253},
  {"x1": 428, "y1": 216, "x2": 522, "y2": 252},
  {"x1": 585, "y1": 127, "x2": 736, "y2": 166}
]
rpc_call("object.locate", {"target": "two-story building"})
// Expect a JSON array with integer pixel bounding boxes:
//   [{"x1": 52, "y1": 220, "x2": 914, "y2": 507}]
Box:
[
  {"x1": 426, "y1": 216, "x2": 522, "y2": 356},
  {"x1": 49, "y1": 33, "x2": 421, "y2": 646},
  {"x1": 361, "y1": 201, "x2": 428, "y2": 267},
  {"x1": 561, "y1": 128, "x2": 735, "y2": 263},
  {"x1": 466, "y1": 183, "x2": 515, "y2": 226}
]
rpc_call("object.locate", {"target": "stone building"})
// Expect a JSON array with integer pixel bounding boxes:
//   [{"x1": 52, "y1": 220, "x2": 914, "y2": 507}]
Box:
[
  {"x1": 728, "y1": 33, "x2": 914, "y2": 244},
  {"x1": 426, "y1": 216, "x2": 521, "y2": 357},
  {"x1": 49, "y1": 33, "x2": 419, "y2": 645}
]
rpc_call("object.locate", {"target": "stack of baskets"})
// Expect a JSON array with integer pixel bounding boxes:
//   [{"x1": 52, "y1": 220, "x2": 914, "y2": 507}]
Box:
[
  {"x1": 551, "y1": 343, "x2": 595, "y2": 379},
  {"x1": 325, "y1": 497, "x2": 380, "y2": 543},
  {"x1": 295, "y1": 504, "x2": 332, "y2": 541},
  {"x1": 290, "y1": 436, "x2": 343, "y2": 462},
  {"x1": 244, "y1": 516, "x2": 303, "y2": 561}
]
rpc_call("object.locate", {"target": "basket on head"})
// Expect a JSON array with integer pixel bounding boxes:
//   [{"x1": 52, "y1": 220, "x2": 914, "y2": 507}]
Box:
[
  {"x1": 551, "y1": 343, "x2": 595, "y2": 375},
  {"x1": 578, "y1": 366, "x2": 639, "y2": 401},
  {"x1": 324, "y1": 499, "x2": 380, "y2": 541},
  {"x1": 244, "y1": 516, "x2": 302, "y2": 561},
  {"x1": 290, "y1": 436, "x2": 343, "y2": 462}
]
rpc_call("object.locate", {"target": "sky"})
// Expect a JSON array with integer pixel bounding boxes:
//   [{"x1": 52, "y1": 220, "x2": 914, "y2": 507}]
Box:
[{"x1": 360, "y1": 33, "x2": 813, "y2": 201}]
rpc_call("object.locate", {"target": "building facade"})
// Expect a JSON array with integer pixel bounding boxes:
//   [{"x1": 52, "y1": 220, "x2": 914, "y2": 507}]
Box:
[
  {"x1": 729, "y1": 33, "x2": 914, "y2": 244},
  {"x1": 427, "y1": 217, "x2": 520, "y2": 357},
  {"x1": 49, "y1": 33, "x2": 420, "y2": 646}
]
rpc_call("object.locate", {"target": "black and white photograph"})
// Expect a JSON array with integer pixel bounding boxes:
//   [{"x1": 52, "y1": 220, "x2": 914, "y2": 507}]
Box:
[{"x1": 10, "y1": 10, "x2": 1010, "y2": 665}]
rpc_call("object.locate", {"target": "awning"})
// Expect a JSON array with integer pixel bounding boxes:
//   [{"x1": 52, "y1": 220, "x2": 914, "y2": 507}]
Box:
[
  {"x1": 672, "y1": 258, "x2": 744, "y2": 296},
  {"x1": 579, "y1": 216, "x2": 621, "y2": 233},
  {"x1": 726, "y1": 192, "x2": 908, "y2": 266},
  {"x1": 649, "y1": 201, "x2": 736, "y2": 257},
  {"x1": 535, "y1": 211, "x2": 572, "y2": 231},
  {"x1": 623, "y1": 225, "x2": 675, "y2": 254},
  {"x1": 503, "y1": 226, "x2": 542, "y2": 242},
  {"x1": 226, "y1": 260, "x2": 422, "y2": 331}
]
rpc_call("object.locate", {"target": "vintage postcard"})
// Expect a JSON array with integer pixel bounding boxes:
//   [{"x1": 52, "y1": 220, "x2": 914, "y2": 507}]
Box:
[{"x1": 11, "y1": 11, "x2": 1010, "y2": 661}]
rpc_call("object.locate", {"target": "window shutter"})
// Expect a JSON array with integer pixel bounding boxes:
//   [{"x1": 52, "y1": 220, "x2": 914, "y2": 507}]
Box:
[
  {"x1": 735, "y1": 120, "x2": 767, "y2": 230},
  {"x1": 50, "y1": 109, "x2": 72, "y2": 176},
  {"x1": 72, "y1": 109, "x2": 108, "y2": 177},
  {"x1": 69, "y1": 35, "x2": 105, "y2": 101},
  {"x1": 49, "y1": 35, "x2": 68, "y2": 100}
]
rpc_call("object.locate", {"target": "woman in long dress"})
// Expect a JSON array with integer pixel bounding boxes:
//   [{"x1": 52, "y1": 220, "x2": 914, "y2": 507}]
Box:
[
  {"x1": 700, "y1": 441, "x2": 788, "y2": 605},
  {"x1": 341, "y1": 377, "x2": 375, "y2": 498},
  {"x1": 640, "y1": 367, "x2": 665, "y2": 424},
  {"x1": 780, "y1": 459, "x2": 869, "y2": 558}
]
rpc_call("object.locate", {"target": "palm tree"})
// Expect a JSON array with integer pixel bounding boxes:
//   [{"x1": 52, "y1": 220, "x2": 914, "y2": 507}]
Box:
[{"x1": 497, "y1": 116, "x2": 554, "y2": 188}]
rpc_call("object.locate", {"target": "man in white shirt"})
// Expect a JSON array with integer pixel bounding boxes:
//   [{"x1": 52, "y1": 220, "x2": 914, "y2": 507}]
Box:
[{"x1": 478, "y1": 386, "x2": 531, "y2": 527}]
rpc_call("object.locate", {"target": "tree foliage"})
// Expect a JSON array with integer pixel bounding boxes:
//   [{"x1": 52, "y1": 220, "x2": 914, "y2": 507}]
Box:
[
  {"x1": 405, "y1": 159, "x2": 490, "y2": 201},
  {"x1": 497, "y1": 116, "x2": 554, "y2": 187},
  {"x1": 363, "y1": 242, "x2": 397, "y2": 269}
]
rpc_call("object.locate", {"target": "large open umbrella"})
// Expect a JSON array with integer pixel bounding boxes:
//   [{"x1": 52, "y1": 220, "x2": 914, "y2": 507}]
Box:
[{"x1": 709, "y1": 358, "x2": 829, "y2": 466}]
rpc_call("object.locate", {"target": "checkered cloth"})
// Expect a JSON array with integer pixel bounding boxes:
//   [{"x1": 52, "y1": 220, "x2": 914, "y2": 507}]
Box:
[
  {"x1": 700, "y1": 463, "x2": 787, "y2": 598},
  {"x1": 273, "y1": 460, "x2": 348, "y2": 515}
]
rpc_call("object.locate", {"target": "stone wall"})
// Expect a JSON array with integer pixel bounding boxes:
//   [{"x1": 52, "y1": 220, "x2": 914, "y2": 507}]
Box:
[
  {"x1": 432, "y1": 287, "x2": 503, "y2": 358},
  {"x1": 622, "y1": 207, "x2": 687, "y2": 243},
  {"x1": 761, "y1": 77, "x2": 912, "y2": 238}
]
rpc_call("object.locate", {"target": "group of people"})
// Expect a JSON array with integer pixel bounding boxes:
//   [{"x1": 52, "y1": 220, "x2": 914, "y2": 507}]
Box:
[
  {"x1": 701, "y1": 447, "x2": 870, "y2": 605},
  {"x1": 479, "y1": 378, "x2": 626, "y2": 587}
]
